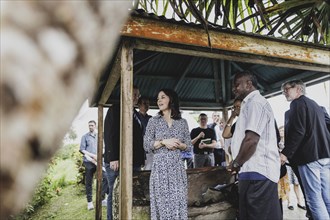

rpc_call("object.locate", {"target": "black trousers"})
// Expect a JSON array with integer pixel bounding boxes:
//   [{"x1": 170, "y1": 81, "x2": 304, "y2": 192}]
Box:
[
  {"x1": 84, "y1": 161, "x2": 108, "y2": 202},
  {"x1": 214, "y1": 148, "x2": 225, "y2": 166},
  {"x1": 182, "y1": 157, "x2": 193, "y2": 169},
  {"x1": 239, "y1": 179, "x2": 282, "y2": 220}
]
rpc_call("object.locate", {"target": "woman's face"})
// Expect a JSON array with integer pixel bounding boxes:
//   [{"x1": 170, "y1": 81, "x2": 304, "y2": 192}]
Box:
[
  {"x1": 233, "y1": 100, "x2": 241, "y2": 116},
  {"x1": 157, "y1": 91, "x2": 170, "y2": 111}
]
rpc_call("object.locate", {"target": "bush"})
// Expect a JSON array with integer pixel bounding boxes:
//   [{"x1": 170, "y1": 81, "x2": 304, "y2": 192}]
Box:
[
  {"x1": 73, "y1": 149, "x2": 85, "y2": 185},
  {"x1": 55, "y1": 144, "x2": 77, "y2": 160},
  {"x1": 15, "y1": 144, "x2": 79, "y2": 219},
  {"x1": 21, "y1": 175, "x2": 54, "y2": 217}
]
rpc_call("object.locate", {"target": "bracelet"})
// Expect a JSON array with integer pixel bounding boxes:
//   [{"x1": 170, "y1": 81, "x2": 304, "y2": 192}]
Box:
[
  {"x1": 226, "y1": 123, "x2": 232, "y2": 127},
  {"x1": 232, "y1": 160, "x2": 242, "y2": 168}
]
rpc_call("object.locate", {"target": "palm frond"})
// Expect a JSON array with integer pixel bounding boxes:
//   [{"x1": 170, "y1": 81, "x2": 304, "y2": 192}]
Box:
[{"x1": 137, "y1": 0, "x2": 330, "y2": 45}]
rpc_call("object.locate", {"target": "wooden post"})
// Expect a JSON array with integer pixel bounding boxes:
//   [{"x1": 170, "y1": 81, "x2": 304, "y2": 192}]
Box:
[
  {"x1": 96, "y1": 104, "x2": 104, "y2": 220},
  {"x1": 222, "y1": 107, "x2": 228, "y2": 123},
  {"x1": 119, "y1": 41, "x2": 133, "y2": 220}
]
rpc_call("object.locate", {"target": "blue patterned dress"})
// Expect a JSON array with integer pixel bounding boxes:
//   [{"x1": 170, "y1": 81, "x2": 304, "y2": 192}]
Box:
[{"x1": 144, "y1": 114, "x2": 192, "y2": 220}]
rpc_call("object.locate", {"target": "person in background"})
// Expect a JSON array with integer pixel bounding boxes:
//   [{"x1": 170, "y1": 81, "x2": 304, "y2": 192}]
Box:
[
  {"x1": 227, "y1": 71, "x2": 281, "y2": 220},
  {"x1": 144, "y1": 88, "x2": 192, "y2": 220},
  {"x1": 137, "y1": 96, "x2": 153, "y2": 170},
  {"x1": 222, "y1": 98, "x2": 242, "y2": 139},
  {"x1": 191, "y1": 113, "x2": 217, "y2": 168},
  {"x1": 208, "y1": 112, "x2": 226, "y2": 166},
  {"x1": 103, "y1": 86, "x2": 145, "y2": 220},
  {"x1": 277, "y1": 125, "x2": 290, "y2": 217},
  {"x1": 79, "y1": 120, "x2": 108, "y2": 210},
  {"x1": 137, "y1": 96, "x2": 152, "y2": 134},
  {"x1": 278, "y1": 125, "x2": 306, "y2": 211},
  {"x1": 181, "y1": 148, "x2": 194, "y2": 169},
  {"x1": 222, "y1": 98, "x2": 242, "y2": 165},
  {"x1": 280, "y1": 79, "x2": 330, "y2": 220}
]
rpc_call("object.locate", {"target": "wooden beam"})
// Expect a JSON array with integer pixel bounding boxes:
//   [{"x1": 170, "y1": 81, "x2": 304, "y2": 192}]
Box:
[
  {"x1": 132, "y1": 39, "x2": 329, "y2": 73},
  {"x1": 222, "y1": 107, "x2": 229, "y2": 123},
  {"x1": 226, "y1": 61, "x2": 232, "y2": 103},
  {"x1": 95, "y1": 105, "x2": 103, "y2": 220},
  {"x1": 212, "y1": 59, "x2": 221, "y2": 103},
  {"x1": 134, "y1": 52, "x2": 161, "y2": 73},
  {"x1": 174, "y1": 57, "x2": 196, "y2": 91},
  {"x1": 264, "y1": 73, "x2": 330, "y2": 98},
  {"x1": 99, "y1": 48, "x2": 122, "y2": 105},
  {"x1": 122, "y1": 17, "x2": 330, "y2": 68},
  {"x1": 219, "y1": 60, "x2": 226, "y2": 104},
  {"x1": 135, "y1": 74, "x2": 216, "y2": 82},
  {"x1": 119, "y1": 41, "x2": 133, "y2": 220}
]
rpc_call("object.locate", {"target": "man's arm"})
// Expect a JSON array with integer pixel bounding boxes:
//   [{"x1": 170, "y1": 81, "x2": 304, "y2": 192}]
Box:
[
  {"x1": 233, "y1": 131, "x2": 260, "y2": 167},
  {"x1": 321, "y1": 106, "x2": 330, "y2": 132},
  {"x1": 104, "y1": 105, "x2": 120, "y2": 162},
  {"x1": 281, "y1": 100, "x2": 307, "y2": 159},
  {"x1": 191, "y1": 129, "x2": 203, "y2": 145},
  {"x1": 79, "y1": 135, "x2": 86, "y2": 153}
]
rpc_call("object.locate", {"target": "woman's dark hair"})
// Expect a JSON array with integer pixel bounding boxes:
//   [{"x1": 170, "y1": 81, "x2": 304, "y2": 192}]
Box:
[{"x1": 158, "y1": 88, "x2": 182, "y2": 120}]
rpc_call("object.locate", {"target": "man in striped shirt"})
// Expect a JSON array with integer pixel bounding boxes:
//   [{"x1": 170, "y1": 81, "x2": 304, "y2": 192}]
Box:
[{"x1": 227, "y1": 71, "x2": 281, "y2": 220}]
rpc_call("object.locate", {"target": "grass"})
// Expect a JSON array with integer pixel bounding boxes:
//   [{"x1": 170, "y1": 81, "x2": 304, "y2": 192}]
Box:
[
  {"x1": 13, "y1": 143, "x2": 108, "y2": 220},
  {"x1": 28, "y1": 184, "x2": 107, "y2": 220}
]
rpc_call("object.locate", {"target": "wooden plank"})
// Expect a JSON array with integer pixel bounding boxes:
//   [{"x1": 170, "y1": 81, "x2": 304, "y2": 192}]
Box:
[
  {"x1": 132, "y1": 39, "x2": 330, "y2": 73},
  {"x1": 99, "y1": 48, "x2": 122, "y2": 105},
  {"x1": 95, "y1": 105, "x2": 103, "y2": 220},
  {"x1": 219, "y1": 60, "x2": 226, "y2": 104},
  {"x1": 212, "y1": 59, "x2": 221, "y2": 103},
  {"x1": 222, "y1": 108, "x2": 229, "y2": 124},
  {"x1": 119, "y1": 41, "x2": 133, "y2": 220},
  {"x1": 226, "y1": 61, "x2": 232, "y2": 103},
  {"x1": 122, "y1": 17, "x2": 330, "y2": 68},
  {"x1": 174, "y1": 57, "x2": 196, "y2": 91}
]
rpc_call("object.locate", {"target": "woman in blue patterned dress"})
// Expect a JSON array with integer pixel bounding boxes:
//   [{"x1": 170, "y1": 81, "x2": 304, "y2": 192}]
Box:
[{"x1": 144, "y1": 89, "x2": 192, "y2": 220}]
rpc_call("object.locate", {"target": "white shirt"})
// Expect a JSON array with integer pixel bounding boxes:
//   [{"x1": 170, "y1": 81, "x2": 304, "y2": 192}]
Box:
[
  {"x1": 231, "y1": 90, "x2": 280, "y2": 183},
  {"x1": 214, "y1": 124, "x2": 224, "y2": 149}
]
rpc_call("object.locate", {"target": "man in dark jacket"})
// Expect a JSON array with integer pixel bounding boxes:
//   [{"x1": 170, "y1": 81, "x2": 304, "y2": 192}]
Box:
[
  {"x1": 103, "y1": 85, "x2": 145, "y2": 220},
  {"x1": 280, "y1": 79, "x2": 330, "y2": 220}
]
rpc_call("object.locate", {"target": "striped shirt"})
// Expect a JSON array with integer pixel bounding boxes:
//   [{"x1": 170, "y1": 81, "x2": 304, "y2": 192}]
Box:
[{"x1": 231, "y1": 90, "x2": 280, "y2": 183}]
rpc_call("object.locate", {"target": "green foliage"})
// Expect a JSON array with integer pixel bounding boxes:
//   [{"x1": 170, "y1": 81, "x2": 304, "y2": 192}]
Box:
[
  {"x1": 64, "y1": 127, "x2": 77, "y2": 143},
  {"x1": 24, "y1": 175, "x2": 54, "y2": 217},
  {"x1": 55, "y1": 143, "x2": 77, "y2": 160},
  {"x1": 13, "y1": 144, "x2": 80, "y2": 219},
  {"x1": 73, "y1": 148, "x2": 86, "y2": 185},
  {"x1": 25, "y1": 185, "x2": 107, "y2": 220},
  {"x1": 137, "y1": 0, "x2": 330, "y2": 44}
]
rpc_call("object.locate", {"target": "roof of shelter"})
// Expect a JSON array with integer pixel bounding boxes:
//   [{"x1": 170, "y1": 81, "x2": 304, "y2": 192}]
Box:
[{"x1": 91, "y1": 10, "x2": 330, "y2": 110}]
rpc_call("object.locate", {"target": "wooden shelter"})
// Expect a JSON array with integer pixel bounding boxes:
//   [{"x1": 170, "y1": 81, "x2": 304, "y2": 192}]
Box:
[{"x1": 91, "y1": 10, "x2": 330, "y2": 219}]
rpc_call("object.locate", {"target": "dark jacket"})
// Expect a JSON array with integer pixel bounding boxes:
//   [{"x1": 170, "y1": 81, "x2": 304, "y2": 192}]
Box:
[
  {"x1": 104, "y1": 105, "x2": 145, "y2": 167},
  {"x1": 282, "y1": 95, "x2": 330, "y2": 166}
]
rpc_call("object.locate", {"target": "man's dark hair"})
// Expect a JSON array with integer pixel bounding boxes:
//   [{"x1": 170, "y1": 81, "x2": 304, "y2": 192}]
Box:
[
  {"x1": 138, "y1": 96, "x2": 149, "y2": 105},
  {"x1": 88, "y1": 120, "x2": 96, "y2": 125},
  {"x1": 234, "y1": 71, "x2": 258, "y2": 88},
  {"x1": 158, "y1": 88, "x2": 182, "y2": 120},
  {"x1": 199, "y1": 113, "x2": 207, "y2": 118}
]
